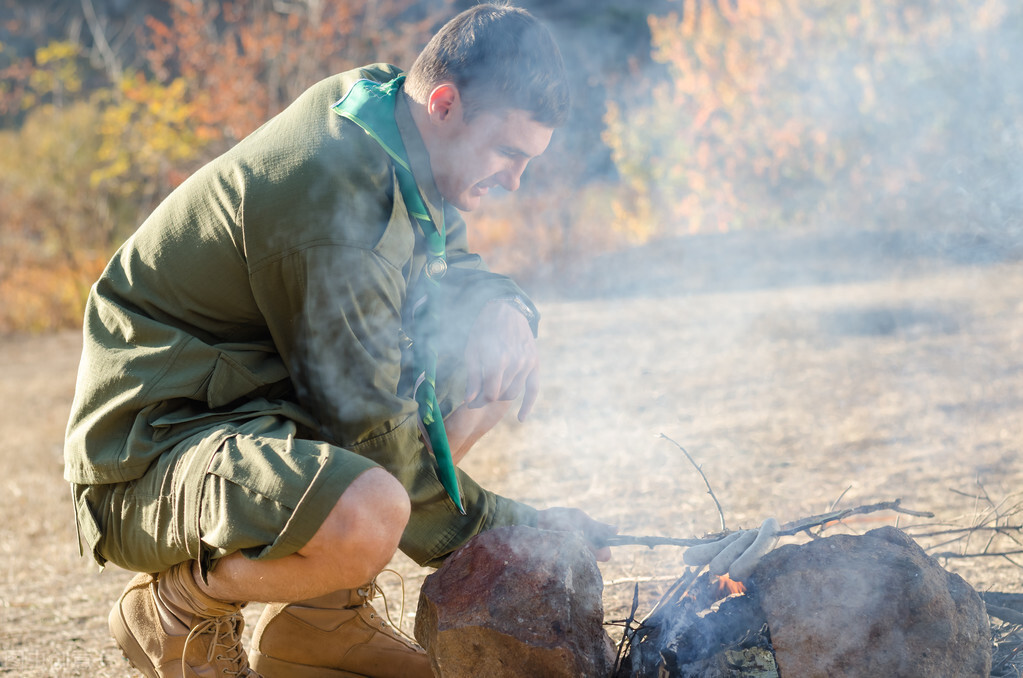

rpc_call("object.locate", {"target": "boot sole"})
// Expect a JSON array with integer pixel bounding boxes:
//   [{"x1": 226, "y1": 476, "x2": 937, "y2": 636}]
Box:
[
  {"x1": 108, "y1": 599, "x2": 159, "y2": 678},
  {"x1": 250, "y1": 651, "x2": 369, "y2": 678}
]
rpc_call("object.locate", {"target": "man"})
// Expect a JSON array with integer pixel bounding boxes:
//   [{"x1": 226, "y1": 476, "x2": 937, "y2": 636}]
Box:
[{"x1": 65, "y1": 4, "x2": 614, "y2": 677}]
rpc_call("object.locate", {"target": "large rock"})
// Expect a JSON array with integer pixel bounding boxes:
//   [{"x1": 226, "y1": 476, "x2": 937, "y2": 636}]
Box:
[
  {"x1": 750, "y1": 526, "x2": 990, "y2": 678},
  {"x1": 414, "y1": 525, "x2": 615, "y2": 677}
]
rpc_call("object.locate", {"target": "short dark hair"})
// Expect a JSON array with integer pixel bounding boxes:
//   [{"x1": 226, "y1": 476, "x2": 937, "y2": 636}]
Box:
[{"x1": 406, "y1": 3, "x2": 570, "y2": 127}]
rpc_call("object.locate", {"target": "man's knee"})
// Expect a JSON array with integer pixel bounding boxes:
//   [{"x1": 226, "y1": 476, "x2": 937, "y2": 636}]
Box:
[{"x1": 301, "y1": 468, "x2": 410, "y2": 581}]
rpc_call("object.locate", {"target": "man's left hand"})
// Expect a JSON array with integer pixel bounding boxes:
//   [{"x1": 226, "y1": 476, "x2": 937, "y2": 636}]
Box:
[
  {"x1": 536, "y1": 507, "x2": 618, "y2": 562},
  {"x1": 464, "y1": 300, "x2": 540, "y2": 421}
]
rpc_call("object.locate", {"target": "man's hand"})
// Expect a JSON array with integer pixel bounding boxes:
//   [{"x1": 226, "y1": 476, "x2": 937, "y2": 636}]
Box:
[
  {"x1": 682, "y1": 517, "x2": 780, "y2": 581},
  {"x1": 464, "y1": 300, "x2": 540, "y2": 421},
  {"x1": 536, "y1": 507, "x2": 618, "y2": 562}
]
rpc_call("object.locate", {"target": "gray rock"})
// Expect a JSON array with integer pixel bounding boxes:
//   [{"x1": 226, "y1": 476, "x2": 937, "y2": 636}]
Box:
[
  {"x1": 414, "y1": 525, "x2": 615, "y2": 678},
  {"x1": 751, "y1": 526, "x2": 991, "y2": 678}
]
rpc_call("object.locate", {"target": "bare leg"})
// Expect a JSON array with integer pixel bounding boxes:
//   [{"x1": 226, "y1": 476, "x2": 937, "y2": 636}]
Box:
[
  {"x1": 197, "y1": 400, "x2": 506, "y2": 603},
  {"x1": 443, "y1": 399, "x2": 512, "y2": 464},
  {"x1": 196, "y1": 467, "x2": 410, "y2": 603}
]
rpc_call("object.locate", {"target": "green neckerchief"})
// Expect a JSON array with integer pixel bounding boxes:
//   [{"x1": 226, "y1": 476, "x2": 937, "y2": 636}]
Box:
[{"x1": 331, "y1": 75, "x2": 465, "y2": 515}]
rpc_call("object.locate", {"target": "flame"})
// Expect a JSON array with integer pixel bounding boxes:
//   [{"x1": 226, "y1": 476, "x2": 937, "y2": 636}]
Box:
[{"x1": 715, "y1": 574, "x2": 746, "y2": 596}]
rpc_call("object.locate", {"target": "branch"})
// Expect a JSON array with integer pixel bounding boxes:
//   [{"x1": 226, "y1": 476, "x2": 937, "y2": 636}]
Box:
[
  {"x1": 778, "y1": 499, "x2": 934, "y2": 535},
  {"x1": 604, "y1": 534, "x2": 708, "y2": 549},
  {"x1": 612, "y1": 582, "x2": 641, "y2": 673},
  {"x1": 931, "y1": 550, "x2": 1023, "y2": 559},
  {"x1": 80, "y1": 0, "x2": 122, "y2": 82},
  {"x1": 906, "y1": 525, "x2": 1023, "y2": 539},
  {"x1": 659, "y1": 434, "x2": 726, "y2": 532},
  {"x1": 604, "y1": 499, "x2": 933, "y2": 549}
]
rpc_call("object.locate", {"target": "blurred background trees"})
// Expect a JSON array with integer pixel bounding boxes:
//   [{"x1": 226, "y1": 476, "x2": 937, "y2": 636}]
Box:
[
  {"x1": 0, "y1": 0, "x2": 442, "y2": 331},
  {"x1": 603, "y1": 0, "x2": 1023, "y2": 241},
  {"x1": 1, "y1": 0, "x2": 1020, "y2": 332}
]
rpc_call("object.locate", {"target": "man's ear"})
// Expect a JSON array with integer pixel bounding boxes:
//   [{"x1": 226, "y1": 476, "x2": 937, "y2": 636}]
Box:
[{"x1": 426, "y1": 83, "x2": 461, "y2": 123}]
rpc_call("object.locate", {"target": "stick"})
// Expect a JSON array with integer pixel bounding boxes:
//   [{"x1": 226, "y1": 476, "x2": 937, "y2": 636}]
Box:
[
  {"x1": 986, "y1": 604, "x2": 1023, "y2": 626},
  {"x1": 603, "y1": 535, "x2": 709, "y2": 549},
  {"x1": 906, "y1": 525, "x2": 1023, "y2": 538},
  {"x1": 660, "y1": 434, "x2": 727, "y2": 532},
  {"x1": 605, "y1": 575, "x2": 682, "y2": 586},
  {"x1": 779, "y1": 499, "x2": 934, "y2": 534},
  {"x1": 603, "y1": 499, "x2": 934, "y2": 549},
  {"x1": 931, "y1": 550, "x2": 1023, "y2": 559},
  {"x1": 612, "y1": 582, "x2": 641, "y2": 675},
  {"x1": 992, "y1": 641, "x2": 1023, "y2": 676}
]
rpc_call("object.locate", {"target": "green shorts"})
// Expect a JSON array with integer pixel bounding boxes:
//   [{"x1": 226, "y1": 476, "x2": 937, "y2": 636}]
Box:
[
  {"x1": 78, "y1": 415, "x2": 379, "y2": 575},
  {"x1": 76, "y1": 333, "x2": 473, "y2": 575}
]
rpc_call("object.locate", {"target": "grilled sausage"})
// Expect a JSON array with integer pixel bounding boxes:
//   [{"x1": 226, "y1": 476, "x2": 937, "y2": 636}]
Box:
[
  {"x1": 682, "y1": 530, "x2": 745, "y2": 566},
  {"x1": 708, "y1": 530, "x2": 759, "y2": 576},
  {"x1": 727, "y1": 517, "x2": 780, "y2": 581}
]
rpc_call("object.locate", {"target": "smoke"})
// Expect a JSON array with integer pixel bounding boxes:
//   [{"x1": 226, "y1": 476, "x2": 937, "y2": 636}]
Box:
[{"x1": 453, "y1": 3, "x2": 1023, "y2": 630}]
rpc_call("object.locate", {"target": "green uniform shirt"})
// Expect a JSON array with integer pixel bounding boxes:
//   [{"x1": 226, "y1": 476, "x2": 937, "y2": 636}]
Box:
[{"x1": 64, "y1": 64, "x2": 539, "y2": 566}]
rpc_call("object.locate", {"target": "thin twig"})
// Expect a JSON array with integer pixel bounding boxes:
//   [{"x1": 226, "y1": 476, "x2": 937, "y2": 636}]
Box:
[
  {"x1": 932, "y1": 550, "x2": 1023, "y2": 559},
  {"x1": 927, "y1": 534, "x2": 979, "y2": 553},
  {"x1": 603, "y1": 534, "x2": 708, "y2": 549},
  {"x1": 612, "y1": 582, "x2": 641, "y2": 675},
  {"x1": 991, "y1": 638, "x2": 1023, "y2": 676},
  {"x1": 906, "y1": 525, "x2": 1023, "y2": 538},
  {"x1": 604, "y1": 499, "x2": 933, "y2": 549},
  {"x1": 946, "y1": 483, "x2": 1023, "y2": 559},
  {"x1": 783, "y1": 499, "x2": 934, "y2": 530},
  {"x1": 605, "y1": 575, "x2": 682, "y2": 586},
  {"x1": 828, "y1": 485, "x2": 853, "y2": 512},
  {"x1": 817, "y1": 485, "x2": 854, "y2": 536},
  {"x1": 80, "y1": 0, "x2": 122, "y2": 83},
  {"x1": 659, "y1": 434, "x2": 727, "y2": 531}
]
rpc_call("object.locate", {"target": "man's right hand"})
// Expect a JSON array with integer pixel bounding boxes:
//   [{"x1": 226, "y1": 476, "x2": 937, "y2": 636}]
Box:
[
  {"x1": 463, "y1": 300, "x2": 540, "y2": 421},
  {"x1": 536, "y1": 507, "x2": 618, "y2": 562}
]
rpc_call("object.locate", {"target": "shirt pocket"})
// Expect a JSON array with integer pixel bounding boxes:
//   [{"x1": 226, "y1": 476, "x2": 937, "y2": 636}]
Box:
[{"x1": 206, "y1": 349, "x2": 290, "y2": 409}]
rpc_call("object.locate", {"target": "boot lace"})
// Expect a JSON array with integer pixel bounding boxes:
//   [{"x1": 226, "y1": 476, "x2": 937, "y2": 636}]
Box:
[
  {"x1": 183, "y1": 610, "x2": 259, "y2": 676},
  {"x1": 360, "y1": 569, "x2": 422, "y2": 648}
]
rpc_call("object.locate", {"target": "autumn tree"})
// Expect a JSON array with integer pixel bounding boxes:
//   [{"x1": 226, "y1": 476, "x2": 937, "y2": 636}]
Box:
[
  {"x1": 0, "y1": 0, "x2": 449, "y2": 332},
  {"x1": 603, "y1": 0, "x2": 1023, "y2": 240}
]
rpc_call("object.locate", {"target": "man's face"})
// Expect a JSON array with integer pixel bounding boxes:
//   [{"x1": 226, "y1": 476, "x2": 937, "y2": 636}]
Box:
[{"x1": 428, "y1": 103, "x2": 554, "y2": 212}]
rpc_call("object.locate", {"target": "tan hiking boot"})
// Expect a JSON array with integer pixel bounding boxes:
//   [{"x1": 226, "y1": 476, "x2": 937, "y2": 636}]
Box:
[
  {"x1": 108, "y1": 562, "x2": 259, "y2": 677},
  {"x1": 249, "y1": 583, "x2": 433, "y2": 678}
]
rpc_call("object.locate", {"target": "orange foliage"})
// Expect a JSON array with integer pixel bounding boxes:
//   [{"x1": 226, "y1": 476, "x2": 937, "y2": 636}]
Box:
[
  {"x1": 142, "y1": 0, "x2": 442, "y2": 151},
  {"x1": 0, "y1": 0, "x2": 448, "y2": 333},
  {"x1": 0, "y1": 40, "x2": 90, "y2": 118},
  {"x1": 0, "y1": 256, "x2": 107, "y2": 334},
  {"x1": 604, "y1": 0, "x2": 1022, "y2": 238},
  {"x1": 0, "y1": 99, "x2": 121, "y2": 331}
]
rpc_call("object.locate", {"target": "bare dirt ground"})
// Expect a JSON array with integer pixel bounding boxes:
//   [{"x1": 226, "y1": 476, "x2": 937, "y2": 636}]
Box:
[{"x1": 1, "y1": 226, "x2": 1021, "y2": 676}]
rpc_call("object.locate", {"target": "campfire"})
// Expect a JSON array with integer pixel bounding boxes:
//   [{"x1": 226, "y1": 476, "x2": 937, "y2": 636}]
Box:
[
  {"x1": 614, "y1": 526, "x2": 992, "y2": 677},
  {"x1": 601, "y1": 436, "x2": 1023, "y2": 678},
  {"x1": 412, "y1": 441, "x2": 1023, "y2": 678},
  {"x1": 413, "y1": 502, "x2": 1023, "y2": 678}
]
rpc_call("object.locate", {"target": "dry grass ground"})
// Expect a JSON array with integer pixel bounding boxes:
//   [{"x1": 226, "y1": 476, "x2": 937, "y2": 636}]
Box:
[{"x1": 1, "y1": 226, "x2": 1021, "y2": 676}]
